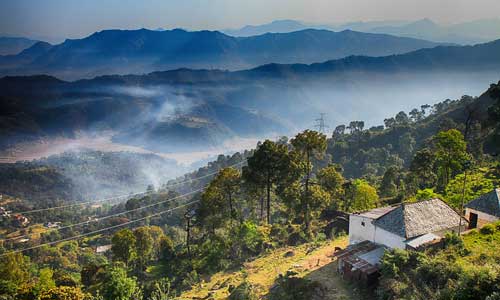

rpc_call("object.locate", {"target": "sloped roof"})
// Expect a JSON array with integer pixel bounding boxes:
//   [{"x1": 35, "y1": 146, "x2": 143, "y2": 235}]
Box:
[
  {"x1": 465, "y1": 188, "x2": 500, "y2": 217},
  {"x1": 406, "y1": 233, "x2": 440, "y2": 249},
  {"x1": 374, "y1": 199, "x2": 464, "y2": 239},
  {"x1": 96, "y1": 244, "x2": 112, "y2": 253},
  {"x1": 354, "y1": 206, "x2": 397, "y2": 219},
  {"x1": 335, "y1": 240, "x2": 384, "y2": 275}
]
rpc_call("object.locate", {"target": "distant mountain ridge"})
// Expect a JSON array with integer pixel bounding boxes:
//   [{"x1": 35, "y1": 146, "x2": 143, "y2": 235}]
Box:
[
  {"x1": 244, "y1": 38, "x2": 500, "y2": 77},
  {"x1": 222, "y1": 20, "x2": 319, "y2": 36},
  {"x1": 0, "y1": 28, "x2": 444, "y2": 80},
  {"x1": 0, "y1": 36, "x2": 39, "y2": 55},
  {"x1": 367, "y1": 18, "x2": 500, "y2": 45},
  {"x1": 223, "y1": 18, "x2": 500, "y2": 44}
]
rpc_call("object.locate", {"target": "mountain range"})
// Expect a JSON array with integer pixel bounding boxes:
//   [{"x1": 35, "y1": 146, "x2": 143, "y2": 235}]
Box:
[
  {"x1": 224, "y1": 18, "x2": 500, "y2": 44},
  {"x1": 0, "y1": 36, "x2": 39, "y2": 55},
  {"x1": 1, "y1": 38, "x2": 500, "y2": 154},
  {"x1": 0, "y1": 28, "x2": 444, "y2": 80}
]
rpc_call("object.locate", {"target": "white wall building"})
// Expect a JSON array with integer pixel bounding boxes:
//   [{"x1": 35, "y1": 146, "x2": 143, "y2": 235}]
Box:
[
  {"x1": 349, "y1": 199, "x2": 466, "y2": 250},
  {"x1": 465, "y1": 188, "x2": 500, "y2": 229}
]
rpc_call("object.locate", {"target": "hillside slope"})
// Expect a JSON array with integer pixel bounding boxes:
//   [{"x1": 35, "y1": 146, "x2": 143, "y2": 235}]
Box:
[{"x1": 176, "y1": 237, "x2": 369, "y2": 300}]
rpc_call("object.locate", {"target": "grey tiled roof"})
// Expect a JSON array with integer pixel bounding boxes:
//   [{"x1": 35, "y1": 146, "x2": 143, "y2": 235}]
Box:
[
  {"x1": 465, "y1": 188, "x2": 500, "y2": 217},
  {"x1": 355, "y1": 206, "x2": 397, "y2": 219},
  {"x1": 374, "y1": 199, "x2": 464, "y2": 239}
]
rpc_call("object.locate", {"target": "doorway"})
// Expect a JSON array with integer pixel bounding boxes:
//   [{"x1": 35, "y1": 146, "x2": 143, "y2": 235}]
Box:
[{"x1": 468, "y1": 212, "x2": 478, "y2": 229}]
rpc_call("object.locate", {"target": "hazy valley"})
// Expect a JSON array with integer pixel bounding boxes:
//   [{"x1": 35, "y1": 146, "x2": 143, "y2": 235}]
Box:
[{"x1": 1, "y1": 4, "x2": 500, "y2": 299}]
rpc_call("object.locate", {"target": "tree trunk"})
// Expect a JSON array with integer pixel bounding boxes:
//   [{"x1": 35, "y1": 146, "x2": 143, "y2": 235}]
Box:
[
  {"x1": 185, "y1": 215, "x2": 192, "y2": 268},
  {"x1": 260, "y1": 191, "x2": 264, "y2": 222},
  {"x1": 304, "y1": 150, "x2": 311, "y2": 233},
  {"x1": 266, "y1": 172, "x2": 271, "y2": 224},
  {"x1": 228, "y1": 190, "x2": 234, "y2": 223}
]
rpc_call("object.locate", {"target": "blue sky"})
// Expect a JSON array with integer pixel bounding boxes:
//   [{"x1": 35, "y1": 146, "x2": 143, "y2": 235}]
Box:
[{"x1": 2, "y1": 0, "x2": 500, "y2": 42}]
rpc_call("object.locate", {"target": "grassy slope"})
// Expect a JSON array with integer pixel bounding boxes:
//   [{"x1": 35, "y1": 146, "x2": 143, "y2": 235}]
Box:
[
  {"x1": 176, "y1": 236, "x2": 372, "y2": 300},
  {"x1": 460, "y1": 224, "x2": 500, "y2": 266}
]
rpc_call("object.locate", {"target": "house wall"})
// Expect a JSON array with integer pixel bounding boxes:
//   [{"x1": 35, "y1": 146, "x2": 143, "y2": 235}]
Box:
[
  {"x1": 466, "y1": 208, "x2": 499, "y2": 228},
  {"x1": 433, "y1": 225, "x2": 467, "y2": 236},
  {"x1": 349, "y1": 215, "x2": 376, "y2": 244},
  {"x1": 373, "y1": 227, "x2": 406, "y2": 249},
  {"x1": 349, "y1": 215, "x2": 406, "y2": 249}
]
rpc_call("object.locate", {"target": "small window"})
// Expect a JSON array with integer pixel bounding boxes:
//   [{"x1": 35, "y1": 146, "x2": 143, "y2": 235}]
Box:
[{"x1": 361, "y1": 221, "x2": 365, "y2": 226}]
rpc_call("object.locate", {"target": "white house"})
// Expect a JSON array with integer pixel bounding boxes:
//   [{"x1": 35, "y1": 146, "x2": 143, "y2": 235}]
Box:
[
  {"x1": 349, "y1": 199, "x2": 466, "y2": 249},
  {"x1": 465, "y1": 188, "x2": 500, "y2": 229},
  {"x1": 95, "y1": 244, "x2": 112, "y2": 254}
]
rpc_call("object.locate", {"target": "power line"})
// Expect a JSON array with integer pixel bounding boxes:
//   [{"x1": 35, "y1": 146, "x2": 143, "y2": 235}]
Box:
[
  {"x1": 11, "y1": 161, "x2": 245, "y2": 215},
  {"x1": 314, "y1": 113, "x2": 329, "y2": 133},
  {"x1": 1, "y1": 199, "x2": 200, "y2": 257},
  {"x1": 2, "y1": 187, "x2": 206, "y2": 242},
  {"x1": 15, "y1": 191, "x2": 148, "y2": 215},
  {"x1": 3, "y1": 160, "x2": 246, "y2": 242}
]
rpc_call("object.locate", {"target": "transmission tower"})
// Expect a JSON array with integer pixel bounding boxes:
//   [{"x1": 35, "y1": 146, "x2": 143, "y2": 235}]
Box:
[{"x1": 314, "y1": 113, "x2": 329, "y2": 133}]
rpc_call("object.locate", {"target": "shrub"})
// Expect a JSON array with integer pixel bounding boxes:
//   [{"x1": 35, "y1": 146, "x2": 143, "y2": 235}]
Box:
[
  {"x1": 38, "y1": 286, "x2": 88, "y2": 300},
  {"x1": 454, "y1": 267, "x2": 499, "y2": 300},
  {"x1": 487, "y1": 292, "x2": 500, "y2": 300},
  {"x1": 0, "y1": 279, "x2": 17, "y2": 297},
  {"x1": 480, "y1": 224, "x2": 496, "y2": 235},
  {"x1": 148, "y1": 278, "x2": 174, "y2": 300},
  {"x1": 54, "y1": 273, "x2": 79, "y2": 287},
  {"x1": 443, "y1": 232, "x2": 464, "y2": 249},
  {"x1": 102, "y1": 265, "x2": 140, "y2": 300},
  {"x1": 268, "y1": 271, "x2": 323, "y2": 300},
  {"x1": 196, "y1": 236, "x2": 230, "y2": 274},
  {"x1": 232, "y1": 221, "x2": 266, "y2": 256},
  {"x1": 270, "y1": 223, "x2": 289, "y2": 246},
  {"x1": 228, "y1": 281, "x2": 257, "y2": 300},
  {"x1": 180, "y1": 270, "x2": 200, "y2": 291},
  {"x1": 287, "y1": 225, "x2": 308, "y2": 246}
]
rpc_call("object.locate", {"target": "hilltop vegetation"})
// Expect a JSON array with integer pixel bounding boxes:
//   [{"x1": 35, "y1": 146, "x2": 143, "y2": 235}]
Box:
[
  {"x1": 379, "y1": 222, "x2": 500, "y2": 300},
  {"x1": 0, "y1": 81, "x2": 499, "y2": 300}
]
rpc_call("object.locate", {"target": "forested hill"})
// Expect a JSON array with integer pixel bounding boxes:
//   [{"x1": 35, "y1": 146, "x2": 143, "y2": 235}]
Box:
[
  {"x1": 328, "y1": 81, "x2": 499, "y2": 179},
  {"x1": 177, "y1": 81, "x2": 500, "y2": 188},
  {"x1": 0, "y1": 150, "x2": 184, "y2": 209},
  {"x1": 246, "y1": 38, "x2": 500, "y2": 78}
]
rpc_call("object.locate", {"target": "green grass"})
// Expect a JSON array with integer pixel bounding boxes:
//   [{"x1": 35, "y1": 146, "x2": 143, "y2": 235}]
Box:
[{"x1": 460, "y1": 222, "x2": 500, "y2": 266}]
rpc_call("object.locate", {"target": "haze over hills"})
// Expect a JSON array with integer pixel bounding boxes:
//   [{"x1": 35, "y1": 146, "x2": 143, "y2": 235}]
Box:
[
  {"x1": 222, "y1": 19, "x2": 407, "y2": 37},
  {"x1": 0, "y1": 36, "x2": 39, "y2": 55},
  {"x1": 367, "y1": 18, "x2": 500, "y2": 45},
  {"x1": 0, "y1": 28, "x2": 444, "y2": 80},
  {"x1": 224, "y1": 18, "x2": 500, "y2": 44},
  {"x1": 222, "y1": 20, "x2": 331, "y2": 37},
  {"x1": 1, "y1": 38, "x2": 499, "y2": 160}
]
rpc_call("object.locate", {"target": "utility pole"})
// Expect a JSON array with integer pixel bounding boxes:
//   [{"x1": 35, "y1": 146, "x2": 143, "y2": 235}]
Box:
[
  {"x1": 184, "y1": 209, "x2": 195, "y2": 267},
  {"x1": 314, "y1": 113, "x2": 329, "y2": 133},
  {"x1": 458, "y1": 160, "x2": 472, "y2": 236}
]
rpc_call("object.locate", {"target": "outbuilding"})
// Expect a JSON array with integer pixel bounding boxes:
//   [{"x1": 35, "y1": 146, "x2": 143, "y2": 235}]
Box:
[{"x1": 465, "y1": 188, "x2": 500, "y2": 229}]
